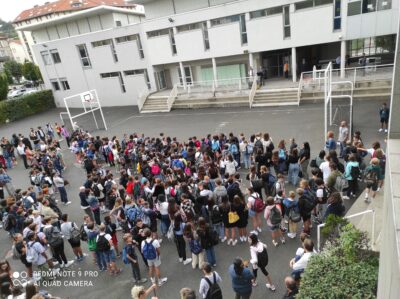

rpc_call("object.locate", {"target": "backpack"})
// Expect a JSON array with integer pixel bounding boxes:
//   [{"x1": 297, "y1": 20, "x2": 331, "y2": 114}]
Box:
[
  {"x1": 22, "y1": 196, "x2": 33, "y2": 209},
  {"x1": 288, "y1": 206, "x2": 301, "y2": 223},
  {"x1": 230, "y1": 144, "x2": 238, "y2": 154},
  {"x1": 26, "y1": 242, "x2": 39, "y2": 264},
  {"x1": 254, "y1": 139, "x2": 263, "y2": 154},
  {"x1": 3, "y1": 214, "x2": 15, "y2": 232},
  {"x1": 92, "y1": 184, "x2": 101, "y2": 197},
  {"x1": 12, "y1": 244, "x2": 22, "y2": 260},
  {"x1": 350, "y1": 165, "x2": 361, "y2": 180},
  {"x1": 189, "y1": 239, "x2": 202, "y2": 255},
  {"x1": 211, "y1": 140, "x2": 219, "y2": 152},
  {"x1": 364, "y1": 168, "x2": 378, "y2": 185},
  {"x1": 210, "y1": 206, "x2": 222, "y2": 224},
  {"x1": 267, "y1": 142, "x2": 275, "y2": 152},
  {"x1": 204, "y1": 272, "x2": 223, "y2": 299},
  {"x1": 133, "y1": 182, "x2": 142, "y2": 199},
  {"x1": 269, "y1": 206, "x2": 282, "y2": 225},
  {"x1": 122, "y1": 246, "x2": 130, "y2": 264},
  {"x1": 252, "y1": 195, "x2": 265, "y2": 213},
  {"x1": 142, "y1": 240, "x2": 157, "y2": 260},
  {"x1": 334, "y1": 175, "x2": 348, "y2": 192},
  {"x1": 126, "y1": 206, "x2": 139, "y2": 224},
  {"x1": 318, "y1": 187, "x2": 330, "y2": 204},
  {"x1": 151, "y1": 164, "x2": 160, "y2": 175},
  {"x1": 257, "y1": 246, "x2": 269, "y2": 267},
  {"x1": 80, "y1": 224, "x2": 88, "y2": 242},
  {"x1": 45, "y1": 226, "x2": 63, "y2": 247},
  {"x1": 70, "y1": 223, "x2": 81, "y2": 242},
  {"x1": 245, "y1": 144, "x2": 254, "y2": 155},
  {"x1": 96, "y1": 234, "x2": 111, "y2": 252},
  {"x1": 278, "y1": 149, "x2": 286, "y2": 160},
  {"x1": 302, "y1": 196, "x2": 316, "y2": 214},
  {"x1": 87, "y1": 232, "x2": 97, "y2": 251}
]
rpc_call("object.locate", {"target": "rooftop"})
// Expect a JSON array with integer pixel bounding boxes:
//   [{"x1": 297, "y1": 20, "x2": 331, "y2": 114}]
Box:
[{"x1": 14, "y1": 0, "x2": 136, "y2": 23}]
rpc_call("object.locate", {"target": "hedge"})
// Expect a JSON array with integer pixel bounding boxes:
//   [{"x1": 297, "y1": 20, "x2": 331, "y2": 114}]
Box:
[{"x1": 0, "y1": 90, "x2": 55, "y2": 124}]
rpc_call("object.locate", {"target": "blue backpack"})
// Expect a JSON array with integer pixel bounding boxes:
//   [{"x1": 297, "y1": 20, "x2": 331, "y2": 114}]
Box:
[
  {"x1": 245, "y1": 144, "x2": 254, "y2": 155},
  {"x1": 189, "y1": 239, "x2": 202, "y2": 255},
  {"x1": 126, "y1": 206, "x2": 139, "y2": 224},
  {"x1": 142, "y1": 240, "x2": 157, "y2": 260},
  {"x1": 230, "y1": 144, "x2": 238, "y2": 154},
  {"x1": 212, "y1": 140, "x2": 220, "y2": 152}
]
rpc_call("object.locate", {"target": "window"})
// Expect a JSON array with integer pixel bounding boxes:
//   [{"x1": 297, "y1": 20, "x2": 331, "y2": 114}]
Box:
[
  {"x1": 100, "y1": 72, "x2": 126, "y2": 93},
  {"x1": 115, "y1": 34, "x2": 137, "y2": 43},
  {"x1": 144, "y1": 70, "x2": 151, "y2": 89},
  {"x1": 239, "y1": 14, "x2": 247, "y2": 45},
  {"x1": 41, "y1": 51, "x2": 52, "y2": 65},
  {"x1": 169, "y1": 29, "x2": 177, "y2": 55},
  {"x1": 377, "y1": 0, "x2": 391, "y2": 10},
  {"x1": 77, "y1": 44, "x2": 91, "y2": 67},
  {"x1": 211, "y1": 15, "x2": 240, "y2": 26},
  {"x1": 110, "y1": 40, "x2": 118, "y2": 62},
  {"x1": 315, "y1": 0, "x2": 333, "y2": 5},
  {"x1": 347, "y1": 35, "x2": 396, "y2": 57},
  {"x1": 267, "y1": 6, "x2": 284, "y2": 15},
  {"x1": 60, "y1": 78, "x2": 70, "y2": 90},
  {"x1": 137, "y1": 35, "x2": 144, "y2": 59},
  {"x1": 362, "y1": 0, "x2": 376, "y2": 13},
  {"x1": 295, "y1": 0, "x2": 332, "y2": 10},
  {"x1": 176, "y1": 23, "x2": 201, "y2": 33},
  {"x1": 348, "y1": 1, "x2": 362, "y2": 16},
  {"x1": 334, "y1": 0, "x2": 341, "y2": 30},
  {"x1": 50, "y1": 80, "x2": 60, "y2": 91},
  {"x1": 283, "y1": 6, "x2": 291, "y2": 38},
  {"x1": 202, "y1": 22, "x2": 210, "y2": 50},
  {"x1": 50, "y1": 49, "x2": 61, "y2": 64},
  {"x1": 147, "y1": 29, "x2": 170, "y2": 38},
  {"x1": 91, "y1": 39, "x2": 112, "y2": 47},
  {"x1": 123, "y1": 69, "x2": 145, "y2": 76},
  {"x1": 115, "y1": 20, "x2": 122, "y2": 27},
  {"x1": 250, "y1": 10, "x2": 266, "y2": 19}
]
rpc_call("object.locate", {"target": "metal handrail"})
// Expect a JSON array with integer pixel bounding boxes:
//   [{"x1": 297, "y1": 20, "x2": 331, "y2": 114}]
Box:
[
  {"x1": 316, "y1": 209, "x2": 376, "y2": 252},
  {"x1": 297, "y1": 72, "x2": 303, "y2": 106},
  {"x1": 167, "y1": 84, "x2": 178, "y2": 111},
  {"x1": 248, "y1": 76, "x2": 257, "y2": 108},
  {"x1": 137, "y1": 89, "x2": 150, "y2": 112},
  {"x1": 301, "y1": 63, "x2": 394, "y2": 77}
]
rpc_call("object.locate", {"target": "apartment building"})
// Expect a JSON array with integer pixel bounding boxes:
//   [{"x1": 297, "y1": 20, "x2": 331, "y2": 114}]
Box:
[{"x1": 16, "y1": 0, "x2": 399, "y2": 107}]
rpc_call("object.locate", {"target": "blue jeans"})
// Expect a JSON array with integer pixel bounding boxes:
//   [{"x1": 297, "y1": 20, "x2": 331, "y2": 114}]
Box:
[
  {"x1": 242, "y1": 153, "x2": 251, "y2": 169},
  {"x1": 58, "y1": 186, "x2": 68, "y2": 203},
  {"x1": 5, "y1": 157, "x2": 12, "y2": 169},
  {"x1": 288, "y1": 163, "x2": 300, "y2": 186},
  {"x1": 160, "y1": 215, "x2": 170, "y2": 236},
  {"x1": 96, "y1": 251, "x2": 107, "y2": 270},
  {"x1": 212, "y1": 223, "x2": 225, "y2": 239},
  {"x1": 205, "y1": 247, "x2": 216, "y2": 266},
  {"x1": 339, "y1": 141, "x2": 345, "y2": 158}
]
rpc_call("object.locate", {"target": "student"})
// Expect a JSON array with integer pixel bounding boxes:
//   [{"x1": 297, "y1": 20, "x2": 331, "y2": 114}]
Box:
[
  {"x1": 123, "y1": 233, "x2": 147, "y2": 284},
  {"x1": 289, "y1": 238, "x2": 315, "y2": 280},
  {"x1": 228, "y1": 257, "x2": 254, "y2": 299},
  {"x1": 378, "y1": 103, "x2": 390, "y2": 133},
  {"x1": 96, "y1": 223, "x2": 121, "y2": 275},
  {"x1": 283, "y1": 191, "x2": 300, "y2": 239},
  {"x1": 60, "y1": 214, "x2": 84, "y2": 262},
  {"x1": 248, "y1": 234, "x2": 276, "y2": 291},
  {"x1": 131, "y1": 283, "x2": 158, "y2": 299},
  {"x1": 343, "y1": 154, "x2": 360, "y2": 200},
  {"x1": 264, "y1": 197, "x2": 285, "y2": 246},
  {"x1": 197, "y1": 217, "x2": 217, "y2": 267},
  {"x1": 173, "y1": 214, "x2": 192, "y2": 265},
  {"x1": 198, "y1": 262, "x2": 222, "y2": 299},
  {"x1": 141, "y1": 228, "x2": 167, "y2": 287},
  {"x1": 363, "y1": 158, "x2": 382, "y2": 203}
]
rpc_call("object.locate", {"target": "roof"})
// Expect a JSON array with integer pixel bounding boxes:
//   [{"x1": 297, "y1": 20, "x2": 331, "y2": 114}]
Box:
[
  {"x1": 17, "y1": 5, "x2": 143, "y2": 31},
  {"x1": 14, "y1": 0, "x2": 136, "y2": 23}
]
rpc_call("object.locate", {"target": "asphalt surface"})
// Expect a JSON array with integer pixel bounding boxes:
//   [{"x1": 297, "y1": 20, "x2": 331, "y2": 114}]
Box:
[{"x1": 0, "y1": 99, "x2": 387, "y2": 299}]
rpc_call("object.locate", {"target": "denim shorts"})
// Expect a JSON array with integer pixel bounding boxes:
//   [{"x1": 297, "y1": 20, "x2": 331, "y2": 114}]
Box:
[
  {"x1": 104, "y1": 249, "x2": 116, "y2": 263},
  {"x1": 268, "y1": 224, "x2": 280, "y2": 232}
]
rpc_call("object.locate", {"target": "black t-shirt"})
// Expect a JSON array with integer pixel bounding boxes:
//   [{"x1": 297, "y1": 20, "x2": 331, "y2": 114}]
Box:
[
  {"x1": 299, "y1": 148, "x2": 310, "y2": 161},
  {"x1": 125, "y1": 243, "x2": 138, "y2": 261},
  {"x1": 288, "y1": 154, "x2": 299, "y2": 164}
]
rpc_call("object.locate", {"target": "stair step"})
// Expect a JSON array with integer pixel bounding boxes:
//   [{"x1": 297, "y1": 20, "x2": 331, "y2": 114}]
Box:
[
  {"x1": 254, "y1": 98, "x2": 298, "y2": 103},
  {"x1": 252, "y1": 102, "x2": 298, "y2": 107}
]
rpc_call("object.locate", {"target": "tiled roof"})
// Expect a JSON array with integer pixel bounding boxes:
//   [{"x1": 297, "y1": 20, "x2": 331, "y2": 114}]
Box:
[{"x1": 14, "y1": 0, "x2": 136, "y2": 23}]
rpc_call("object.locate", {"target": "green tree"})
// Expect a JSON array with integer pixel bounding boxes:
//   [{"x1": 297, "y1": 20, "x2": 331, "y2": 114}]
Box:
[
  {"x1": 22, "y1": 62, "x2": 42, "y2": 84},
  {"x1": 4, "y1": 60, "x2": 23, "y2": 83},
  {"x1": 0, "y1": 73, "x2": 9, "y2": 101}
]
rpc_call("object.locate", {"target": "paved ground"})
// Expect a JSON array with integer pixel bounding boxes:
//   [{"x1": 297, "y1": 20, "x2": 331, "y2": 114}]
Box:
[{"x1": 0, "y1": 99, "x2": 387, "y2": 299}]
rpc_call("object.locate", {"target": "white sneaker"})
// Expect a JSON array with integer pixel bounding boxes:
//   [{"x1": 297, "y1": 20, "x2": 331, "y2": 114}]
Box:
[
  {"x1": 377, "y1": 187, "x2": 381, "y2": 192},
  {"x1": 252, "y1": 281, "x2": 258, "y2": 287},
  {"x1": 179, "y1": 258, "x2": 183, "y2": 263},
  {"x1": 65, "y1": 261, "x2": 74, "y2": 267},
  {"x1": 59, "y1": 263, "x2": 64, "y2": 269},
  {"x1": 257, "y1": 227, "x2": 262, "y2": 233},
  {"x1": 232, "y1": 239, "x2": 238, "y2": 246},
  {"x1": 266, "y1": 283, "x2": 276, "y2": 291},
  {"x1": 227, "y1": 239, "x2": 233, "y2": 245},
  {"x1": 385, "y1": 129, "x2": 388, "y2": 133},
  {"x1": 365, "y1": 193, "x2": 369, "y2": 199},
  {"x1": 253, "y1": 230, "x2": 259, "y2": 235},
  {"x1": 183, "y1": 258, "x2": 192, "y2": 265},
  {"x1": 221, "y1": 237, "x2": 227, "y2": 243},
  {"x1": 64, "y1": 201, "x2": 71, "y2": 206},
  {"x1": 158, "y1": 277, "x2": 167, "y2": 287},
  {"x1": 379, "y1": 128, "x2": 383, "y2": 132},
  {"x1": 342, "y1": 195, "x2": 350, "y2": 200}
]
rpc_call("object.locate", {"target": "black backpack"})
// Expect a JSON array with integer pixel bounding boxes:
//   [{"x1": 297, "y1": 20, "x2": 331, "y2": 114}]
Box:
[
  {"x1": 204, "y1": 272, "x2": 223, "y2": 299},
  {"x1": 350, "y1": 165, "x2": 361, "y2": 180},
  {"x1": 257, "y1": 246, "x2": 269, "y2": 268},
  {"x1": 96, "y1": 234, "x2": 111, "y2": 252},
  {"x1": 254, "y1": 139, "x2": 264, "y2": 154}
]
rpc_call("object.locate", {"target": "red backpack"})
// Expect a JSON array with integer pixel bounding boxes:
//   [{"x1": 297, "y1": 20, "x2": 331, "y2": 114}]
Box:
[
  {"x1": 151, "y1": 164, "x2": 160, "y2": 175},
  {"x1": 252, "y1": 194, "x2": 265, "y2": 213}
]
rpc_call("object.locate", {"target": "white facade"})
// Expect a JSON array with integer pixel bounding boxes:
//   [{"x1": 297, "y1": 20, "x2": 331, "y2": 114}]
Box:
[
  {"x1": 8, "y1": 40, "x2": 30, "y2": 63},
  {"x1": 17, "y1": 0, "x2": 400, "y2": 107}
]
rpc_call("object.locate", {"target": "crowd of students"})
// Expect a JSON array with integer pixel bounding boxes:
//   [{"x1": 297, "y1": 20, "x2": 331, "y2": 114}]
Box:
[{"x1": 0, "y1": 120, "x2": 386, "y2": 299}]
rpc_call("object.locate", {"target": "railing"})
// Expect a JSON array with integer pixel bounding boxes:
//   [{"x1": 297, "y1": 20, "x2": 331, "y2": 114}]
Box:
[
  {"x1": 137, "y1": 88, "x2": 150, "y2": 112},
  {"x1": 317, "y1": 209, "x2": 376, "y2": 252},
  {"x1": 167, "y1": 83, "x2": 178, "y2": 111},
  {"x1": 248, "y1": 76, "x2": 257, "y2": 108},
  {"x1": 177, "y1": 77, "x2": 252, "y2": 97},
  {"x1": 297, "y1": 72, "x2": 304, "y2": 105}
]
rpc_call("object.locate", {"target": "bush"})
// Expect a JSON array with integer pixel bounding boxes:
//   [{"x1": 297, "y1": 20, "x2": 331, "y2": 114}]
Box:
[
  {"x1": 298, "y1": 224, "x2": 379, "y2": 299},
  {"x1": 0, "y1": 90, "x2": 55, "y2": 124}
]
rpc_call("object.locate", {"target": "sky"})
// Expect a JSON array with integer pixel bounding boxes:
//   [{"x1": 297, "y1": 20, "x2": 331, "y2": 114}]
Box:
[{"x1": 0, "y1": 0, "x2": 49, "y2": 22}]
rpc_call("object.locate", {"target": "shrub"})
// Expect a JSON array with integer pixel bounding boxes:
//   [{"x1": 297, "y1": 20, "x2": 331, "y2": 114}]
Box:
[
  {"x1": 0, "y1": 90, "x2": 55, "y2": 124},
  {"x1": 298, "y1": 224, "x2": 379, "y2": 299}
]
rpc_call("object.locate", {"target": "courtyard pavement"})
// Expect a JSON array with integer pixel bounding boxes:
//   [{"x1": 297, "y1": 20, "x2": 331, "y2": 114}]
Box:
[{"x1": 0, "y1": 99, "x2": 387, "y2": 299}]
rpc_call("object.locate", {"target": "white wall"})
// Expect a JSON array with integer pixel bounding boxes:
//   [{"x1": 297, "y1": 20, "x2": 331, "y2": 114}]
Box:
[{"x1": 208, "y1": 23, "x2": 245, "y2": 57}]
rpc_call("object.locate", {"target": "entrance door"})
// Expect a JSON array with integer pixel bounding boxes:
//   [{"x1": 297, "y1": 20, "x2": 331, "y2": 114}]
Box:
[
  {"x1": 178, "y1": 66, "x2": 193, "y2": 86},
  {"x1": 262, "y1": 51, "x2": 291, "y2": 78},
  {"x1": 155, "y1": 70, "x2": 167, "y2": 90}
]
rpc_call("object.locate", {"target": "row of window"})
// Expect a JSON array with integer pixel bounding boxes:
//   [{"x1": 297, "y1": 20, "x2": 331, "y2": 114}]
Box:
[
  {"x1": 347, "y1": 34, "x2": 396, "y2": 57},
  {"x1": 41, "y1": 49, "x2": 61, "y2": 65},
  {"x1": 100, "y1": 69, "x2": 151, "y2": 92},
  {"x1": 50, "y1": 78, "x2": 70, "y2": 91},
  {"x1": 348, "y1": 0, "x2": 392, "y2": 16},
  {"x1": 295, "y1": 0, "x2": 333, "y2": 11}
]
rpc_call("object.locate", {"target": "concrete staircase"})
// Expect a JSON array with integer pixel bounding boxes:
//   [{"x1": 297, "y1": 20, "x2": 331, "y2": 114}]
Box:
[
  {"x1": 301, "y1": 79, "x2": 391, "y2": 102},
  {"x1": 173, "y1": 94, "x2": 249, "y2": 109},
  {"x1": 252, "y1": 88, "x2": 299, "y2": 107},
  {"x1": 140, "y1": 95, "x2": 169, "y2": 113}
]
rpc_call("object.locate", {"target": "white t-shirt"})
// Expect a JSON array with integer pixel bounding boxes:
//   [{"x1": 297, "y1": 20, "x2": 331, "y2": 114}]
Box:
[
  {"x1": 319, "y1": 161, "x2": 331, "y2": 183},
  {"x1": 316, "y1": 188, "x2": 324, "y2": 199}
]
